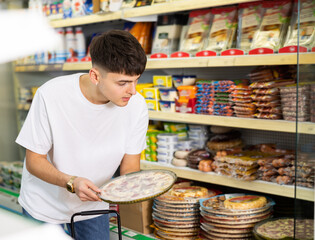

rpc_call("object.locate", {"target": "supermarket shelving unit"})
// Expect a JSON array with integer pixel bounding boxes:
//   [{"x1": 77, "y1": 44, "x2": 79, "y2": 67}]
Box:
[{"x1": 13, "y1": 0, "x2": 315, "y2": 204}]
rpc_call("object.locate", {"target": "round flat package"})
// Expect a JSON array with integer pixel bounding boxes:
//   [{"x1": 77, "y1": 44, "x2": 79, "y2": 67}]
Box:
[
  {"x1": 154, "y1": 199, "x2": 200, "y2": 208},
  {"x1": 156, "y1": 186, "x2": 219, "y2": 204},
  {"x1": 99, "y1": 169, "x2": 176, "y2": 204},
  {"x1": 154, "y1": 202, "x2": 199, "y2": 213},
  {"x1": 200, "y1": 193, "x2": 275, "y2": 215},
  {"x1": 200, "y1": 225, "x2": 252, "y2": 238},
  {"x1": 153, "y1": 211, "x2": 199, "y2": 221},
  {"x1": 153, "y1": 206, "x2": 199, "y2": 217},
  {"x1": 201, "y1": 217, "x2": 256, "y2": 229},
  {"x1": 152, "y1": 213, "x2": 199, "y2": 224},
  {"x1": 200, "y1": 222, "x2": 252, "y2": 234},
  {"x1": 201, "y1": 211, "x2": 272, "y2": 225},
  {"x1": 200, "y1": 208, "x2": 273, "y2": 220},
  {"x1": 200, "y1": 230, "x2": 252, "y2": 240},
  {"x1": 154, "y1": 223, "x2": 199, "y2": 233}
]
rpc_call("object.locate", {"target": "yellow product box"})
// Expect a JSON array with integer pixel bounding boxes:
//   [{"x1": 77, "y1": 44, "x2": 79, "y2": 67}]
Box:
[
  {"x1": 142, "y1": 88, "x2": 160, "y2": 100},
  {"x1": 145, "y1": 99, "x2": 160, "y2": 111},
  {"x1": 153, "y1": 75, "x2": 173, "y2": 88},
  {"x1": 136, "y1": 83, "x2": 154, "y2": 96}
]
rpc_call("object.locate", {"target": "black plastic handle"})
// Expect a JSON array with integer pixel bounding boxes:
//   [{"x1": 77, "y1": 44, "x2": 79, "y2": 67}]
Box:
[{"x1": 70, "y1": 210, "x2": 122, "y2": 240}]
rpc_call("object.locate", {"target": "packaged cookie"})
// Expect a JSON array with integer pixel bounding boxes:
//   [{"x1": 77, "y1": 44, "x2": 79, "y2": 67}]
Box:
[
  {"x1": 251, "y1": 94, "x2": 280, "y2": 101},
  {"x1": 254, "y1": 100, "x2": 281, "y2": 108},
  {"x1": 237, "y1": 2, "x2": 263, "y2": 52},
  {"x1": 180, "y1": 9, "x2": 211, "y2": 53},
  {"x1": 254, "y1": 113, "x2": 282, "y2": 120},
  {"x1": 250, "y1": 0, "x2": 292, "y2": 51},
  {"x1": 204, "y1": 6, "x2": 238, "y2": 52},
  {"x1": 284, "y1": 0, "x2": 315, "y2": 48},
  {"x1": 257, "y1": 107, "x2": 282, "y2": 114},
  {"x1": 253, "y1": 88, "x2": 280, "y2": 95}
]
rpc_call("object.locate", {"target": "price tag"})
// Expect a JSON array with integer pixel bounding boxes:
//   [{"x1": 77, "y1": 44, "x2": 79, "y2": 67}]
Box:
[
  {"x1": 150, "y1": 53, "x2": 168, "y2": 59},
  {"x1": 195, "y1": 50, "x2": 217, "y2": 57},
  {"x1": 279, "y1": 46, "x2": 308, "y2": 53},
  {"x1": 170, "y1": 51, "x2": 190, "y2": 58},
  {"x1": 221, "y1": 49, "x2": 245, "y2": 56},
  {"x1": 248, "y1": 48, "x2": 274, "y2": 55}
]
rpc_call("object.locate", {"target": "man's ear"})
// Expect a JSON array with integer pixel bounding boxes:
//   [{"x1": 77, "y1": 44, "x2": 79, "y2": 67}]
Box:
[{"x1": 89, "y1": 67, "x2": 100, "y2": 86}]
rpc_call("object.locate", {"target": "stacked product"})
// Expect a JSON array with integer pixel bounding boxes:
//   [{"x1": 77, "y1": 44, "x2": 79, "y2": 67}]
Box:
[
  {"x1": 176, "y1": 86, "x2": 198, "y2": 114},
  {"x1": 206, "y1": 127, "x2": 243, "y2": 156},
  {"x1": 199, "y1": 194, "x2": 274, "y2": 239},
  {"x1": 159, "y1": 88, "x2": 178, "y2": 112},
  {"x1": 0, "y1": 161, "x2": 23, "y2": 192},
  {"x1": 209, "y1": 81, "x2": 235, "y2": 116},
  {"x1": 231, "y1": 83, "x2": 255, "y2": 118},
  {"x1": 145, "y1": 130, "x2": 162, "y2": 162},
  {"x1": 187, "y1": 149, "x2": 212, "y2": 170},
  {"x1": 195, "y1": 81, "x2": 214, "y2": 115},
  {"x1": 143, "y1": 87, "x2": 160, "y2": 111},
  {"x1": 249, "y1": 67, "x2": 295, "y2": 120},
  {"x1": 311, "y1": 84, "x2": 315, "y2": 122},
  {"x1": 213, "y1": 150, "x2": 272, "y2": 181},
  {"x1": 280, "y1": 84, "x2": 311, "y2": 122},
  {"x1": 156, "y1": 133, "x2": 179, "y2": 164},
  {"x1": 152, "y1": 183, "x2": 219, "y2": 239},
  {"x1": 188, "y1": 124, "x2": 209, "y2": 149},
  {"x1": 257, "y1": 153, "x2": 314, "y2": 188},
  {"x1": 172, "y1": 150, "x2": 190, "y2": 168}
]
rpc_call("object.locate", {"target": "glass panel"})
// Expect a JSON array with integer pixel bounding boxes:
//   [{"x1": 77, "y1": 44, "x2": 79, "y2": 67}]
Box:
[{"x1": 295, "y1": 0, "x2": 314, "y2": 239}]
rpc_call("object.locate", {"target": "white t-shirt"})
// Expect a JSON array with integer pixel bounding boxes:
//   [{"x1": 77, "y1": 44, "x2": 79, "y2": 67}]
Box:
[{"x1": 16, "y1": 73, "x2": 148, "y2": 224}]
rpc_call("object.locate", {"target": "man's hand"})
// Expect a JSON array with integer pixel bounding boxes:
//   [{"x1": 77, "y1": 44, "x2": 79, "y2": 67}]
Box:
[{"x1": 73, "y1": 177, "x2": 102, "y2": 202}]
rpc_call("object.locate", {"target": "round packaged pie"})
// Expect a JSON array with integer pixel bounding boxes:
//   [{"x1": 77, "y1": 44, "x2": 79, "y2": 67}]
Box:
[
  {"x1": 153, "y1": 203, "x2": 199, "y2": 213},
  {"x1": 253, "y1": 217, "x2": 314, "y2": 240},
  {"x1": 200, "y1": 222, "x2": 252, "y2": 234},
  {"x1": 154, "y1": 199, "x2": 200, "y2": 208},
  {"x1": 156, "y1": 186, "x2": 219, "y2": 204},
  {"x1": 99, "y1": 169, "x2": 176, "y2": 204},
  {"x1": 153, "y1": 223, "x2": 199, "y2": 233},
  {"x1": 200, "y1": 225, "x2": 252, "y2": 238},
  {"x1": 153, "y1": 211, "x2": 199, "y2": 221},
  {"x1": 153, "y1": 206, "x2": 199, "y2": 217},
  {"x1": 200, "y1": 230, "x2": 252, "y2": 240},
  {"x1": 200, "y1": 193, "x2": 275, "y2": 215}
]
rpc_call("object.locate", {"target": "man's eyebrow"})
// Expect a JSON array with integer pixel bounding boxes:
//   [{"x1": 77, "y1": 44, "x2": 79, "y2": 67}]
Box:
[{"x1": 117, "y1": 78, "x2": 140, "y2": 82}]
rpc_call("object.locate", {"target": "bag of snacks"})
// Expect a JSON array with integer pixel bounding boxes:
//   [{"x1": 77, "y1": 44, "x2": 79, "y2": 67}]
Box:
[
  {"x1": 284, "y1": 0, "x2": 315, "y2": 48},
  {"x1": 237, "y1": 1, "x2": 264, "y2": 52},
  {"x1": 250, "y1": 0, "x2": 292, "y2": 51},
  {"x1": 204, "y1": 6, "x2": 238, "y2": 52},
  {"x1": 180, "y1": 9, "x2": 211, "y2": 53}
]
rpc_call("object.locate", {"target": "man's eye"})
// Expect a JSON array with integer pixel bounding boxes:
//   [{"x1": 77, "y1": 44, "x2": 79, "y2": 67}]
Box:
[{"x1": 118, "y1": 82, "x2": 126, "y2": 86}]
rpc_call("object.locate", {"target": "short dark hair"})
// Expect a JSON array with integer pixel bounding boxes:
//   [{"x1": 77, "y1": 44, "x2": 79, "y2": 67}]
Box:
[{"x1": 89, "y1": 29, "x2": 147, "y2": 76}]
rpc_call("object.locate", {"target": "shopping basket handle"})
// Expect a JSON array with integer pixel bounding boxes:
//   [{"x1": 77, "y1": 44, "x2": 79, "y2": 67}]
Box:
[{"x1": 70, "y1": 210, "x2": 122, "y2": 240}]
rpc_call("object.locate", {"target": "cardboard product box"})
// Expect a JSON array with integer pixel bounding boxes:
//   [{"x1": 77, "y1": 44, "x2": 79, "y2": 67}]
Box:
[
  {"x1": 119, "y1": 200, "x2": 153, "y2": 234},
  {"x1": 92, "y1": 0, "x2": 100, "y2": 13}
]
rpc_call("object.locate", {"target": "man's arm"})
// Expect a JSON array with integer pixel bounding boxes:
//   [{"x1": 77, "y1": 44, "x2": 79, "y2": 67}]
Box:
[
  {"x1": 25, "y1": 149, "x2": 101, "y2": 202},
  {"x1": 119, "y1": 153, "x2": 141, "y2": 176}
]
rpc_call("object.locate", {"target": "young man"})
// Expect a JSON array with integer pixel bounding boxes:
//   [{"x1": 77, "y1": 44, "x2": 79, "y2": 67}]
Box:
[{"x1": 16, "y1": 29, "x2": 148, "y2": 239}]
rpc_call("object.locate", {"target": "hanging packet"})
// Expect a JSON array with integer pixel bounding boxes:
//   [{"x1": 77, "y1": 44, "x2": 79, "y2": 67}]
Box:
[
  {"x1": 180, "y1": 9, "x2": 211, "y2": 54},
  {"x1": 284, "y1": 0, "x2": 315, "y2": 48},
  {"x1": 237, "y1": 1, "x2": 264, "y2": 52},
  {"x1": 250, "y1": 0, "x2": 292, "y2": 51},
  {"x1": 204, "y1": 6, "x2": 238, "y2": 52}
]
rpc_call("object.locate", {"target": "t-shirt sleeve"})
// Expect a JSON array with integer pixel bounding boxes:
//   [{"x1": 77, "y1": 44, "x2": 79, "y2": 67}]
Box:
[
  {"x1": 125, "y1": 99, "x2": 148, "y2": 155},
  {"x1": 16, "y1": 89, "x2": 52, "y2": 155}
]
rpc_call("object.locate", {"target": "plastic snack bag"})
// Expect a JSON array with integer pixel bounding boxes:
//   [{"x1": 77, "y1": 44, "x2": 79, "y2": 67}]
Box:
[
  {"x1": 250, "y1": 0, "x2": 292, "y2": 51},
  {"x1": 180, "y1": 9, "x2": 211, "y2": 54},
  {"x1": 284, "y1": 0, "x2": 315, "y2": 48},
  {"x1": 237, "y1": 1, "x2": 264, "y2": 52},
  {"x1": 204, "y1": 6, "x2": 238, "y2": 52}
]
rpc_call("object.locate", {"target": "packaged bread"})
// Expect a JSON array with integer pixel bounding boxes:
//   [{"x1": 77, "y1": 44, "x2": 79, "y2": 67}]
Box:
[
  {"x1": 180, "y1": 9, "x2": 211, "y2": 53},
  {"x1": 204, "y1": 6, "x2": 238, "y2": 52},
  {"x1": 284, "y1": 0, "x2": 315, "y2": 48},
  {"x1": 237, "y1": 1, "x2": 264, "y2": 52},
  {"x1": 250, "y1": 0, "x2": 292, "y2": 51}
]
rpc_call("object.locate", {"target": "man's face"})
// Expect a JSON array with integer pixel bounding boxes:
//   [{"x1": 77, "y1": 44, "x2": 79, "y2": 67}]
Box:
[{"x1": 96, "y1": 70, "x2": 140, "y2": 107}]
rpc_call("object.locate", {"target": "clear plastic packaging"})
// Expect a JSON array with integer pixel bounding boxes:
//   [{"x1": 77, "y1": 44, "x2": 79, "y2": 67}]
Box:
[
  {"x1": 250, "y1": 0, "x2": 292, "y2": 51},
  {"x1": 284, "y1": 0, "x2": 315, "y2": 48},
  {"x1": 204, "y1": 6, "x2": 238, "y2": 52},
  {"x1": 237, "y1": 1, "x2": 264, "y2": 52},
  {"x1": 180, "y1": 9, "x2": 211, "y2": 53}
]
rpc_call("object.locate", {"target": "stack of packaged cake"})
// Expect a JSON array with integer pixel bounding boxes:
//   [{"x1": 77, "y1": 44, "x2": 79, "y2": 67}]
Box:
[
  {"x1": 152, "y1": 183, "x2": 219, "y2": 240},
  {"x1": 199, "y1": 194, "x2": 274, "y2": 239}
]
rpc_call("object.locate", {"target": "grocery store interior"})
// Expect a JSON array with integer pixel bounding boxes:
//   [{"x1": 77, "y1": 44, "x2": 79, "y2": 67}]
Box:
[{"x1": 0, "y1": 0, "x2": 314, "y2": 239}]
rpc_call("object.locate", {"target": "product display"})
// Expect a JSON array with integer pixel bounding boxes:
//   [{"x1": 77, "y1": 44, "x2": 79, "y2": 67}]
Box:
[
  {"x1": 8, "y1": 1, "x2": 315, "y2": 239},
  {"x1": 200, "y1": 194, "x2": 274, "y2": 239}
]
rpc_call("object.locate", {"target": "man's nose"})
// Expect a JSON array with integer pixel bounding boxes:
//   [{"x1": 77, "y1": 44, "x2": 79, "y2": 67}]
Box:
[{"x1": 128, "y1": 82, "x2": 137, "y2": 95}]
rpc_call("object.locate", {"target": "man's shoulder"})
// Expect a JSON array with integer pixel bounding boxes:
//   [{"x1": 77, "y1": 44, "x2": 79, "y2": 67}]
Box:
[{"x1": 39, "y1": 73, "x2": 81, "y2": 93}]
